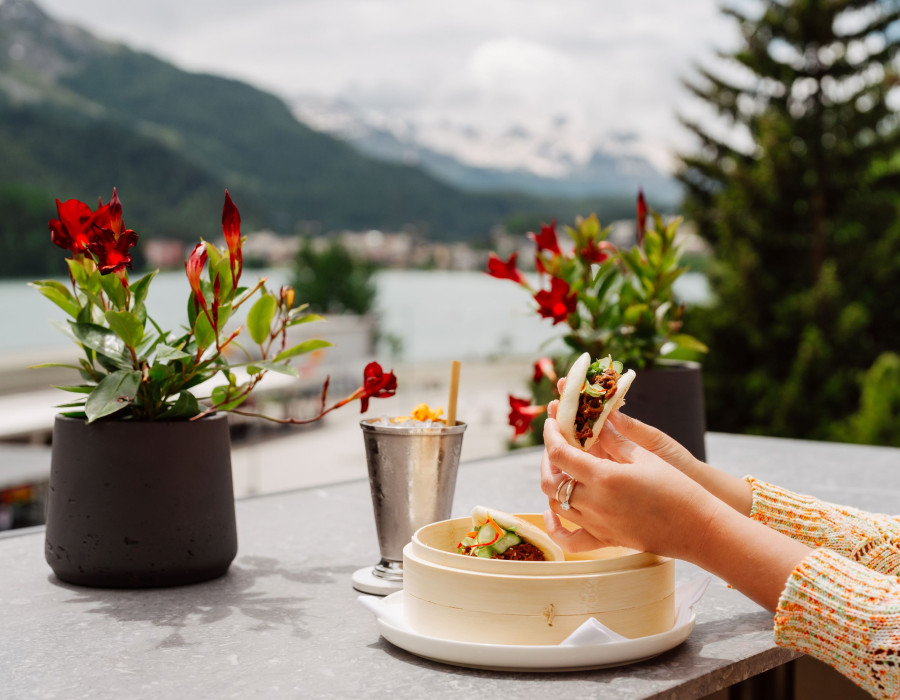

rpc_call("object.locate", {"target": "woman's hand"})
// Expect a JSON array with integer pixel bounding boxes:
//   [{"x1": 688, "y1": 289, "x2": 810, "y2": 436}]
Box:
[
  {"x1": 551, "y1": 377, "x2": 752, "y2": 516},
  {"x1": 539, "y1": 413, "x2": 812, "y2": 612},
  {"x1": 540, "y1": 414, "x2": 723, "y2": 560}
]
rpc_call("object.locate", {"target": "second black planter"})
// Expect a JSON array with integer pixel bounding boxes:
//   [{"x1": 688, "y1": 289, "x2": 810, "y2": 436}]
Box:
[
  {"x1": 619, "y1": 361, "x2": 707, "y2": 461},
  {"x1": 45, "y1": 414, "x2": 238, "y2": 588}
]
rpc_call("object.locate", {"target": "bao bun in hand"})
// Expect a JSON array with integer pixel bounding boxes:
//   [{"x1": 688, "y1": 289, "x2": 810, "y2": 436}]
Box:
[
  {"x1": 557, "y1": 353, "x2": 636, "y2": 450},
  {"x1": 456, "y1": 506, "x2": 565, "y2": 561}
]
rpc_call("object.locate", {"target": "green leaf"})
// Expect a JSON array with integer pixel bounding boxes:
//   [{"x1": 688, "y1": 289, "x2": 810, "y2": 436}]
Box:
[
  {"x1": 52, "y1": 385, "x2": 95, "y2": 394},
  {"x1": 30, "y1": 280, "x2": 81, "y2": 318},
  {"x1": 66, "y1": 258, "x2": 99, "y2": 293},
  {"x1": 155, "y1": 344, "x2": 191, "y2": 364},
  {"x1": 668, "y1": 333, "x2": 709, "y2": 354},
  {"x1": 247, "y1": 361, "x2": 300, "y2": 378},
  {"x1": 210, "y1": 255, "x2": 234, "y2": 301},
  {"x1": 70, "y1": 322, "x2": 131, "y2": 368},
  {"x1": 286, "y1": 313, "x2": 326, "y2": 327},
  {"x1": 85, "y1": 370, "x2": 141, "y2": 422},
  {"x1": 130, "y1": 269, "x2": 158, "y2": 311},
  {"x1": 623, "y1": 303, "x2": 650, "y2": 326},
  {"x1": 273, "y1": 339, "x2": 332, "y2": 363},
  {"x1": 192, "y1": 309, "x2": 217, "y2": 351},
  {"x1": 100, "y1": 273, "x2": 127, "y2": 309},
  {"x1": 211, "y1": 384, "x2": 248, "y2": 411},
  {"x1": 159, "y1": 392, "x2": 200, "y2": 420},
  {"x1": 247, "y1": 294, "x2": 278, "y2": 344},
  {"x1": 29, "y1": 362, "x2": 82, "y2": 370},
  {"x1": 105, "y1": 310, "x2": 144, "y2": 348},
  {"x1": 147, "y1": 362, "x2": 174, "y2": 384}
]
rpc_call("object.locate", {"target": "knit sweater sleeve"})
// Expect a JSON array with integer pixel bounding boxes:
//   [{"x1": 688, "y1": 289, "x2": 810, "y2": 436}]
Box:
[
  {"x1": 746, "y1": 476, "x2": 900, "y2": 576},
  {"x1": 776, "y1": 548, "x2": 900, "y2": 699}
]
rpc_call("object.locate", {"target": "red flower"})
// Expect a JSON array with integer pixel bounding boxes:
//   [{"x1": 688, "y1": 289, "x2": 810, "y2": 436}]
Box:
[
  {"x1": 87, "y1": 227, "x2": 138, "y2": 275},
  {"x1": 534, "y1": 277, "x2": 577, "y2": 325},
  {"x1": 528, "y1": 221, "x2": 561, "y2": 256},
  {"x1": 360, "y1": 361, "x2": 398, "y2": 412},
  {"x1": 49, "y1": 199, "x2": 98, "y2": 253},
  {"x1": 636, "y1": 189, "x2": 647, "y2": 247},
  {"x1": 528, "y1": 221, "x2": 561, "y2": 274},
  {"x1": 507, "y1": 395, "x2": 547, "y2": 437},
  {"x1": 579, "y1": 239, "x2": 616, "y2": 264},
  {"x1": 222, "y1": 190, "x2": 243, "y2": 284},
  {"x1": 185, "y1": 243, "x2": 208, "y2": 311},
  {"x1": 486, "y1": 252, "x2": 526, "y2": 284},
  {"x1": 532, "y1": 357, "x2": 558, "y2": 384}
]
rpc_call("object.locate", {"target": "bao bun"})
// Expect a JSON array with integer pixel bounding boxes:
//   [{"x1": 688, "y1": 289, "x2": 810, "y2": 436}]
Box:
[
  {"x1": 471, "y1": 506, "x2": 564, "y2": 561},
  {"x1": 557, "y1": 352, "x2": 636, "y2": 450}
]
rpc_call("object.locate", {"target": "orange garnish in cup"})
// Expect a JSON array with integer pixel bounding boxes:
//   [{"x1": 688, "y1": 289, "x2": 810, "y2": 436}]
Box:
[{"x1": 410, "y1": 403, "x2": 444, "y2": 422}]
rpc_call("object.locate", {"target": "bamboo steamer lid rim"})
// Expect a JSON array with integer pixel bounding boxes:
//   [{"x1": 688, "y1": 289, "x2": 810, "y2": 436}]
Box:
[{"x1": 411, "y1": 515, "x2": 669, "y2": 577}]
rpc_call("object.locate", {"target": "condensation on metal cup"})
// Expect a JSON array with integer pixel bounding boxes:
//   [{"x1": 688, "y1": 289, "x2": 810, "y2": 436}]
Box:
[{"x1": 354, "y1": 418, "x2": 466, "y2": 593}]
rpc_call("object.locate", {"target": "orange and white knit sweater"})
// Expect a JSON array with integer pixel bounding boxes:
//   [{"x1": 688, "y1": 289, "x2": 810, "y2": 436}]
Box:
[{"x1": 747, "y1": 477, "x2": 900, "y2": 698}]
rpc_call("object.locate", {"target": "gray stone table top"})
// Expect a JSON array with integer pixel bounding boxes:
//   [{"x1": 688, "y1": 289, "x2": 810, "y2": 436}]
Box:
[{"x1": 2, "y1": 432, "x2": 899, "y2": 699}]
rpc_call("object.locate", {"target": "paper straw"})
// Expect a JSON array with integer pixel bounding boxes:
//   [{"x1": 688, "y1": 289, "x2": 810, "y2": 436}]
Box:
[{"x1": 446, "y1": 360, "x2": 461, "y2": 426}]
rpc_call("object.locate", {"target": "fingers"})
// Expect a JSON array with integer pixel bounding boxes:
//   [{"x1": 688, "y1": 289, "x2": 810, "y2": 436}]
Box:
[
  {"x1": 556, "y1": 377, "x2": 567, "y2": 395},
  {"x1": 608, "y1": 410, "x2": 679, "y2": 457},
  {"x1": 596, "y1": 420, "x2": 637, "y2": 463},
  {"x1": 542, "y1": 417, "x2": 605, "y2": 483},
  {"x1": 540, "y1": 448, "x2": 571, "y2": 498},
  {"x1": 547, "y1": 398, "x2": 559, "y2": 419},
  {"x1": 543, "y1": 510, "x2": 605, "y2": 552}
]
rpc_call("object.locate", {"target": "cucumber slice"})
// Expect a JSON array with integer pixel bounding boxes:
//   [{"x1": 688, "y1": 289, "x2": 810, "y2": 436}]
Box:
[
  {"x1": 493, "y1": 533, "x2": 521, "y2": 554},
  {"x1": 475, "y1": 546, "x2": 494, "y2": 558},
  {"x1": 477, "y1": 524, "x2": 498, "y2": 544},
  {"x1": 612, "y1": 360, "x2": 623, "y2": 373}
]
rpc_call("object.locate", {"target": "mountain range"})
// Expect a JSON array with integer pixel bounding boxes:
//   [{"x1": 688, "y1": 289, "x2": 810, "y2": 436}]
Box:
[
  {"x1": 0, "y1": 0, "x2": 665, "y2": 275},
  {"x1": 293, "y1": 95, "x2": 681, "y2": 203}
]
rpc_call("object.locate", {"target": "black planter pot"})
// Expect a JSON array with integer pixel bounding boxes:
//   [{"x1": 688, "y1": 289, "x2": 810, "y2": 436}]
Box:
[
  {"x1": 45, "y1": 414, "x2": 238, "y2": 588},
  {"x1": 619, "y1": 361, "x2": 707, "y2": 461}
]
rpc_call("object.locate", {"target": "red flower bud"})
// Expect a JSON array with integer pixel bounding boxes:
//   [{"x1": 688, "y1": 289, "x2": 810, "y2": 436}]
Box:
[
  {"x1": 222, "y1": 190, "x2": 243, "y2": 284},
  {"x1": 185, "y1": 243, "x2": 208, "y2": 310},
  {"x1": 108, "y1": 188, "x2": 123, "y2": 238},
  {"x1": 637, "y1": 189, "x2": 648, "y2": 247}
]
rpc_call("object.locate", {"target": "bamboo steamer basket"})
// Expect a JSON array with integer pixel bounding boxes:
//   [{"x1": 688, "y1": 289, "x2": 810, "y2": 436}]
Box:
[{"x1": 403, "y1": 514, "x2": 674, "y2": 645}]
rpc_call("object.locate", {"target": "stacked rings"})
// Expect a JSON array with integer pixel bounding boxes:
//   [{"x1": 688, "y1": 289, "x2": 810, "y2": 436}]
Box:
[{"x1": 555, "y1": 477, "x2": 577, "y2": 511}]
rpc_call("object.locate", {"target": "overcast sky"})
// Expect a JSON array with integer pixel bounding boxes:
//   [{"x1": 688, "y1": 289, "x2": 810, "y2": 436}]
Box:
[{"x1": 36, "y1": 0, "x2": 738, "y2": 171}]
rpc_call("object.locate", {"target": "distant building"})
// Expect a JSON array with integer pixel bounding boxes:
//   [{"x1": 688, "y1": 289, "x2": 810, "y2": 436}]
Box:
[{"x1": 143, "y1": 239, "x2": 187, "y2": 270}]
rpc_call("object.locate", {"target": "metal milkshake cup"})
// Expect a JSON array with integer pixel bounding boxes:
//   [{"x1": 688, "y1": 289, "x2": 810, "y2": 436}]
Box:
[{"x1": 358, "y1": 418, "x2": 466, "y2": 585}]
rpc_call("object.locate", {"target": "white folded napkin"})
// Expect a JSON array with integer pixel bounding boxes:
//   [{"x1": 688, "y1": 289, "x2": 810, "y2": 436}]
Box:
[
  {"x1": 559, "y1": 575, "x2": 710, "y2": 645},
  {"x1": 358, "y1": 574, "x2": 711, "y2": 647}
]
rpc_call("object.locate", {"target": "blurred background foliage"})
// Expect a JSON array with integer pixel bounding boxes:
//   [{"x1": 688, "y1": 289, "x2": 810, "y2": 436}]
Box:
[
  {"x1": 678, "y1": 0, "x2": 900, "y2": 443},
  {"x1": 289, "y1": 239, "x2": 378, "y2": 316}
]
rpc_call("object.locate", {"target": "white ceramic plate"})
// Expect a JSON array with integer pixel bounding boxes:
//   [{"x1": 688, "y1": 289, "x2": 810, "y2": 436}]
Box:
[{"x1": 375, "y1": 591, "x2": 695, "y2": 672}]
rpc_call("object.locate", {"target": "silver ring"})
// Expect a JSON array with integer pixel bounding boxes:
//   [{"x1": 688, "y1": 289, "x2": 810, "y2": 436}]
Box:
[
  {"x1": 560, "y1": 478, "x2": 577, "y2": 511},
  {"x1": 555, "y1": 476, "x2": 571, "y2": 503}
]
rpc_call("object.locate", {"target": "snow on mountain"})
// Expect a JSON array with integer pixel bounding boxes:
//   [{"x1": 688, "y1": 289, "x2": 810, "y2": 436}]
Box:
[{"x1": 292, "y1": 94, "x2": 681, "y2": 203}]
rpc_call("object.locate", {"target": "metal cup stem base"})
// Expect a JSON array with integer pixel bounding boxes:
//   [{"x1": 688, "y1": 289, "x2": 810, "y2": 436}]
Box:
[
  {"x1": 351, "y1": 565, "x2": 403, "y2": 596},
  {"x1": 373, "y1": 558, "x2": 403, "y2": 581}
]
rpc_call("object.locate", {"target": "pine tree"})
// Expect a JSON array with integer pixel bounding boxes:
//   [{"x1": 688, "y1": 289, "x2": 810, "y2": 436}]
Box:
[{"x1": 678, "y1": 0, "x2": 900, "y2": 440}]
